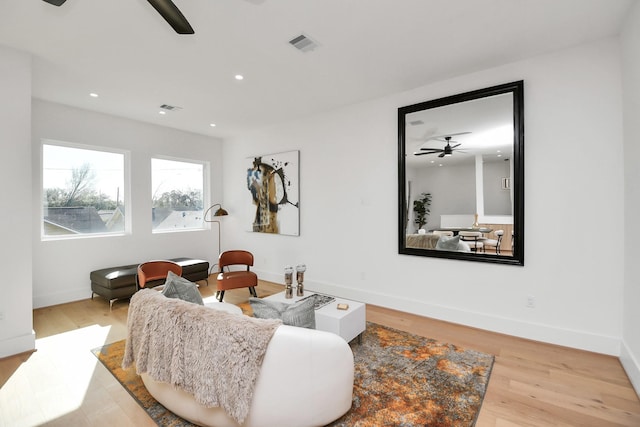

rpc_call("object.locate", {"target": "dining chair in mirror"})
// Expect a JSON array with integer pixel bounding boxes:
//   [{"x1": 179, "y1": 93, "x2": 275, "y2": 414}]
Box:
[
  {"x1": 459, "y1": 231, "x2": 484, "y2": 253},
  {"x1": 483, "y1": 229, "x2": 504, "y2": 254}
]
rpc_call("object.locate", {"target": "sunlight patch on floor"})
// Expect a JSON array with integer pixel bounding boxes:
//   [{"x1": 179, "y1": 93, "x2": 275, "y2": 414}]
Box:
[{"x1": 0, "y1": 324, "x2": 112, "y2": 426}]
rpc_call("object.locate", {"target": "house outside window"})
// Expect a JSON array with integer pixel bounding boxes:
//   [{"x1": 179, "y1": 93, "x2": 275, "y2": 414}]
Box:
[
  {"x1": 42, "y1": 142, "x2": 128, "y2": 238},
  {"x1": 152, "y1": 157, "x2": 206, "y2": 232}
]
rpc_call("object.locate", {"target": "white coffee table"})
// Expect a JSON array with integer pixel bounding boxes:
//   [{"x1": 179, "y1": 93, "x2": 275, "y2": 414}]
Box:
[{"x1": 264, "y1": 291, "x2": 366, "y2": 343}]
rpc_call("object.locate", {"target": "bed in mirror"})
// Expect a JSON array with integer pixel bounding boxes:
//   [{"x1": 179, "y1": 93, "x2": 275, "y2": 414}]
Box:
[{"x1": 398, "y1": 81, "x2": 524, "y2": 266}]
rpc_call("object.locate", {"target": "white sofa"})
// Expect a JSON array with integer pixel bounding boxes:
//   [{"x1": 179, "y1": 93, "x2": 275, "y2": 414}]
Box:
[{"x1": 129, "y1": 293, "x2": 355, "y2": 427}]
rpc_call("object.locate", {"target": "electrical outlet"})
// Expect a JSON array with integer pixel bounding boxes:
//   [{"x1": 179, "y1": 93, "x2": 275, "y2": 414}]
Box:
[{"x1": 526, "y1": 295, "x2": 535, "y2": 308}]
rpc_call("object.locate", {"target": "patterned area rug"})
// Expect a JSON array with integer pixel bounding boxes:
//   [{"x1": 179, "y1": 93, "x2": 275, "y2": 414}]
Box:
[{"x1": 92, "y1": 322, "x2": 493, "y2": 427}]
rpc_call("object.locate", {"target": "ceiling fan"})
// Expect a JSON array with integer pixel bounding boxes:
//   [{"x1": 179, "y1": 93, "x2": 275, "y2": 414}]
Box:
[
  {"x1": 42, "y1": 0, "x2": 195, "y2": 34},
  {"x1": 414, "y1": 132, "x2": 471, "y2": 158}
]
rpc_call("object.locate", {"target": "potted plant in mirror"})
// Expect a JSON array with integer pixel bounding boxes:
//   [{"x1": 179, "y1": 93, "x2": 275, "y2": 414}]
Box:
[{"x1": 413, "y1": 192, "x2": 432, "y2": 232}]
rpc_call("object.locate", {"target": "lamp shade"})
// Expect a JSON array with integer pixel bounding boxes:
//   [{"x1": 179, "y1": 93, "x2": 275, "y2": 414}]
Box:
[
  {"x1": 214, "y1": 207, "x2": 228, "y2": 217},
  {"x1": 204, "y1": 203, "x2": 228, "y2": 222}
]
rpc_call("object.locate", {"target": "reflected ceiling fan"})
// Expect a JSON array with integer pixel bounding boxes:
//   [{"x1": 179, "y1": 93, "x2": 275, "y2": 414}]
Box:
[
  {"x1": 42, "y1": 0, "x2": 195, "y2": 34},
  {"x1": 414, "y1": 132, "x2": 471, "y2": 158}
]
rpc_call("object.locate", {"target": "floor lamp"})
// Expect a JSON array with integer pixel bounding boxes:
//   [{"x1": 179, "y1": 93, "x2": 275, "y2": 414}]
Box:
[{"x1": 204, "y1": 203, "x2": 228, "y2": 273}]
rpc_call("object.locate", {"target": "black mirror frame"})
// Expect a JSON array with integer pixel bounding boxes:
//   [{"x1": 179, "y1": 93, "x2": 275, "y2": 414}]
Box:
[{"x1": 398, "y1": 81, "x2": 524, "y2": 266}]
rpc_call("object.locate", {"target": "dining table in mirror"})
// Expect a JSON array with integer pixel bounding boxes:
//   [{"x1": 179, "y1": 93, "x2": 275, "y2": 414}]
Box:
[{"x1": 398, "y1": 81, "x2": 524, "y2": 266}]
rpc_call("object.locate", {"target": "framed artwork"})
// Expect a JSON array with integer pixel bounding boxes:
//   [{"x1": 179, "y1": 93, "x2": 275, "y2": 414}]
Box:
[{"x1": 246, "y1": 150, "x2": 300, "y2": 236}]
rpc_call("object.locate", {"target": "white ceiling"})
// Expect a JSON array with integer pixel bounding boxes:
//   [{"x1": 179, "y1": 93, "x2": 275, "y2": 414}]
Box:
[{"x1": 0, "y1": 0, "x2": 634, "y2": 139}]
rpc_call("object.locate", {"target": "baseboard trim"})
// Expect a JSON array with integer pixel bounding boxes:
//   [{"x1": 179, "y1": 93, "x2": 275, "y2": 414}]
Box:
[
  {"x1": 621, "y1": 341, "x2": 640, "y2": 398},
  {"x1": 0, "y1": 330, "x2": 36, "y2": 358},
  {"x1": 255, "y1": 270, "x2": 621, "y2": 356},
  {"x1": 33, "y1": 288, "x2": 90, "y2": 309}
]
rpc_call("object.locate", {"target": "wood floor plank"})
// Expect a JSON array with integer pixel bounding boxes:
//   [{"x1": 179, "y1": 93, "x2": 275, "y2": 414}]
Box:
[{"x1": 1, "y1": 277, "x2": 639, "y2": 426}]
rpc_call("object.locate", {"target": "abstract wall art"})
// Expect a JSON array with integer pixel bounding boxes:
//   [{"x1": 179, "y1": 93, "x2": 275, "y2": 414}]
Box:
[{"x1": 245, "y1": 150, "x2": 299, "y2": 236}]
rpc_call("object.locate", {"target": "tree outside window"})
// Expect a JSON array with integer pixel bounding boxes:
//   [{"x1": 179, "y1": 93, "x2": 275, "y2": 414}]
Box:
[
  {"x1": 152, "y1": 158, "x2": 205, "y2": 232},
  {"x1": 42, "y1": 143, "x2": 126, "y2": 237}
]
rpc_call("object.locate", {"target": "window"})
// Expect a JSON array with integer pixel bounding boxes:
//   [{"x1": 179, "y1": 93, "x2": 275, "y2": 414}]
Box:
[
  {"x1": 42, "y1": 142, "x2": 127, "y2": 238},
  {"x1": 152, "y1": 158, "x2": 206, "y2": 232}
]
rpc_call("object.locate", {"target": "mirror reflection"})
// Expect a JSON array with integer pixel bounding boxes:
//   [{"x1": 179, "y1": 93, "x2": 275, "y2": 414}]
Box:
[{"x1": 398, "y1": 81, "x2": 524, "y2": 265}]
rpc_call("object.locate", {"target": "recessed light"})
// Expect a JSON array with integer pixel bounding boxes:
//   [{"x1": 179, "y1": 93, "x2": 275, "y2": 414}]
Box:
[
  {"x1": 209, "y1": 123, "x2": 216, "y2": 127},
  {"x1": 159, "y1": 111, "x2": 166, "y2": 115},
  {"x1": 235, "y1": 74, "x2": 244, "y2": 80},
  {"x1": 89, "y1": 93, "x2": 99, "y2": 98}
]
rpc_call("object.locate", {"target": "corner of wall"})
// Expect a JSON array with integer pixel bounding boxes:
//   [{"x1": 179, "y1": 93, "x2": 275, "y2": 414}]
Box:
[
  {"x1": 621, "y1": 0, "x2": 640, "y2": 401},
  {"x1": 621, "y1": 340, "x2": 640, "y2": 399},
  {"x1": 0, "y1": 45, "x2": 35, "y2": 358},
  {"x1": 0, "y1": 331, "x2": 36, "y2": 359}
]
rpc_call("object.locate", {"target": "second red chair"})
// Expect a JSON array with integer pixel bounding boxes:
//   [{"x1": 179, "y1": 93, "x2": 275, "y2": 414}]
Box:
[{"x1": 216, "y1": 250, "x2": 258, "y2": 302}]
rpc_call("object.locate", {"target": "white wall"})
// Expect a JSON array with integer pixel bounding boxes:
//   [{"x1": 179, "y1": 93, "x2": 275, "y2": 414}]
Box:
[
  {"x1": 621, "y1": 0, "x2": 640, "y2": 395},
  {"x1": 411, "y1": 161, "x2": 476, "y2": 230},
  {"x1": 0, "y1": 46, "x2": 34, "y2": 357},
  {"x1": 483, "y1": 160, "x2": 512, "y2": 215},
  {"x1": 31, "y1": 100, "x2": 224, "y2": 308},
  {"x1": 223, "y1": 38, "x2": 625, "y2": 355}
]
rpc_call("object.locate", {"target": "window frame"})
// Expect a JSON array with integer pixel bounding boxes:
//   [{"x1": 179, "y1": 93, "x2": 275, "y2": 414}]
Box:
[
  {"x1": 151, "y1": 155, "x2": 210, "y2": 234},
  {"x1": 41, "y1": 139, "x2": 131, "y2": 241}
]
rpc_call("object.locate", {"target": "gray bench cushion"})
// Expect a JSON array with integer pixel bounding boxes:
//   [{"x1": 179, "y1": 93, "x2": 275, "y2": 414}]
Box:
[
  {"x1": 172, "y1": 258, "x2": 209, "y2": 283},
  {"x1": 90, "y1": 264, "x2": 139, "y2": 290}
]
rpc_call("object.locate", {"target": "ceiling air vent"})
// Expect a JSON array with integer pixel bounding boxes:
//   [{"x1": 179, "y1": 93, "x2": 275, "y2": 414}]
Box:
[
  {"x1": 159, "y1": 104, "x2": 182, "y2": 111},
  {"x1": 409, "y1": 120, "x2": 424, "y2": 126},
  {"x1": 289, "y1": 34, "x2": 319, "y2": 52}
]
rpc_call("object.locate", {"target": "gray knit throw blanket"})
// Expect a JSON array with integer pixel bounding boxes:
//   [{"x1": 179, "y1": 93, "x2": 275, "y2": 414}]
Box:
[{"x1": 122, "y1": 289, "x2": 282, "y2": 424}]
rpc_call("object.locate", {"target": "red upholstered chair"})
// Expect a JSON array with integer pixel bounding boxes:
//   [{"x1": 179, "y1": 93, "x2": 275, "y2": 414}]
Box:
[
  {"x1": 216, "y1": 250, "x2": 258, "y2": 302},
  {"x1": 137, "y1": 260, "x2": 182, "y2": 289}
]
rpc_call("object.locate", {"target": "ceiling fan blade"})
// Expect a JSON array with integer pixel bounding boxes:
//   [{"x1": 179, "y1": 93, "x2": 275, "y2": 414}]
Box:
[
  {"x1": 426, "y1": 131, "x2": 472, "y2": 142},
  {"x1": 419, "y1": 148, "x2": 442, "y2": 152},
  {"x1": 42, "y1": 0, "x2": 67, "y2": 6},
  {"x1": 450, "y1": 143, "x2": 461, "y2": 149},
  {"x1": 438, "y1": 153, "x2": 446, "y2": 158},
  {"x1": 414, "y1": 151, "x2": 437, "y2": 156},
  {"x1": 147, "y1": 0, "x2": 194, "y2": 34}
]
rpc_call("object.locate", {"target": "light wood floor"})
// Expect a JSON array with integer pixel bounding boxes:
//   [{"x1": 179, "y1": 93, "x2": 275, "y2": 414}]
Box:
[{"x1": 1, "y1": 278, "x2": 639, "y2": 426}]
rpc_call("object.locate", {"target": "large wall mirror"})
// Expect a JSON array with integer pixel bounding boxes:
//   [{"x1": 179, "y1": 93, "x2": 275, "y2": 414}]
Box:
[{"x1": 398, "y1": 81, "x2": 524, "y2": 266}]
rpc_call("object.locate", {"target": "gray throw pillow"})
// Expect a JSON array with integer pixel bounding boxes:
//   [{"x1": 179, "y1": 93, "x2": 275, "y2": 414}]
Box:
[
  {"x1": 161, "y1": 270, "x2": 204, "y2": 305},
  {"x1": 249, "y1": 297, "x2": 316, "y2": 329},
  {"x1": 436, "y1": 235, "x2": 461, "y2": 251}
]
